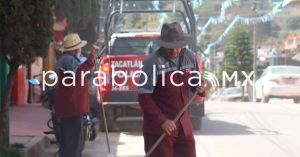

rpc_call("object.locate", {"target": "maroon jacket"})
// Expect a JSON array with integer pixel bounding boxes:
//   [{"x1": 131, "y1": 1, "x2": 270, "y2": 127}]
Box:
[
  {"x1": 138, "y1": 48, "x2": 205, "y2": 136},
  {"x1": 53, "y1": 52, "x2": 95, "y2": 118}
]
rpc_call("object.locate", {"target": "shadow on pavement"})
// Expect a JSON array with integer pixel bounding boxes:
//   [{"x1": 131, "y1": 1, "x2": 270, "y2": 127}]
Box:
[
  {"x1": 194, "y1": 117, "x2": 254, "y2": 136},
  {"x1": 38, "y1": 133, "x2": 124, "y2": 157}
]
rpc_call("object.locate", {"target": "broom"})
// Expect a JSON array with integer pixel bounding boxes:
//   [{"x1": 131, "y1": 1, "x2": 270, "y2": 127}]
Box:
[
  {"x1": 101, "y1": 104, "x2": 114, "y2": 157},
  {"x1": 145, "y1": 92, "x2": 199, "y2": 157},
  {"x1": 95, "y1": 45, "x2": 114, "y2": 157}
]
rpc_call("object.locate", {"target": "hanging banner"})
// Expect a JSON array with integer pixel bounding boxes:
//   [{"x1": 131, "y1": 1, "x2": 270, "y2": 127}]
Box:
[
  {"x1": 198, "y1": 0, "x2": 237, "y2": 42},
  {"x1": 202, "y1": 0, "x2": 289, "y2": 55}
]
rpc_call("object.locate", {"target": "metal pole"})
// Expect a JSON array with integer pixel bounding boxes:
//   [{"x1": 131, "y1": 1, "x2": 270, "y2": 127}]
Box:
[
  {"x1": 120, "y1": 0, "x2": 124, "y2": 14},
  {"x1": 252, "y1": 3, "x2": 257, "y2": 103},
  {"x1": 172, "y1": 0, "x2": 176, "y2": 14},
  {"x1": 252, "y1": 23, "x2": 257, "y2": 102}
]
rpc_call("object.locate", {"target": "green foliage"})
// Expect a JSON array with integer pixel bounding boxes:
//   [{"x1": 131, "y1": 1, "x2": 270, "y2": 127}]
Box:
[
  {"x1": 115, "y1": 1, "x2": 187, "y2": 31},
  {"x1": 271, "y1": 22, "x2": 281, "y2": 38},
  {"x1": 0, "y1": 0, "x2": 53, "y2": 65},
  {"x1": 256, "y1": 22, "x2": 272, "y2": 42},
  {"x1": 287, "y1": 16, "x2": 300, "y2": 31},
  {"x1": 221, "y1": 26, "x2": 253, "y2": 84},
  {"x1": 54, "y1": 0, "x2": 100, "y2": 49},
  {"x1": 0, "y1": 144, "x2": 24, "y2": 157},
  {"x1": 121, "y1": 13, "x2": 162, "y2": 30},
  {"x1": 193, "y1": 0, "x2": 221, "y2": 17},
  {"x1": 0, "y1": 0, "x2": 52, "y2": 147}
]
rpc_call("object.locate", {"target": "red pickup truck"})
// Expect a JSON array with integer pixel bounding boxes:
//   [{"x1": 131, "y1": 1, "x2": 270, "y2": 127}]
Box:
[{"x1": 96, "y1": 0, "x2": 205, "y2": 131}]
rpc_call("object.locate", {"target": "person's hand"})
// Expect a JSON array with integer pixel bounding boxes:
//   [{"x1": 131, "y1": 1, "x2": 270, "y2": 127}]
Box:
[
  {"x1": 196, "y1": 85, "x2": 205, "y2": 94},
  {"x1": 161, "y1": 120, "x2": 176, "y2": 135},
  {"x1": 92, "y1": 45, "x2": 99, "y2": 56}
]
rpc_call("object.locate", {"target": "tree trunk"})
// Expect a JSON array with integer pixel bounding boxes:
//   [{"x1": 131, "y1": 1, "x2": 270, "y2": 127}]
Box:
[{"x1": 0, "y1": 64, "x2": 19, "y2": 148}]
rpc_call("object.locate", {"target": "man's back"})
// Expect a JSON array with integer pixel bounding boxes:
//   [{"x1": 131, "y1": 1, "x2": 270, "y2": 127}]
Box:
[{"x1": 53, "y1": 53, "x2": 95, "y2": 118}]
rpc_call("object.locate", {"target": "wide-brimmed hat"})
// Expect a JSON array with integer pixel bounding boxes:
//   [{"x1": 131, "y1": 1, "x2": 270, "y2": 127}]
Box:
[
  {"x1": 59, "y1": 33, "x2": 87, "y2": 52},
  {"x1": 155, "y1": 22, "x2": 191, "y2": 49}
]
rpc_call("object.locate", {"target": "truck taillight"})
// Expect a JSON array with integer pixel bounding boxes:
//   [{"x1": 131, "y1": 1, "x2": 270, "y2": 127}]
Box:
[
  {"x1": 102, "y1": 64, "x2": 110, "y2": 73},
  {"x1": 98, "y1": 58, "x2": 111, "y2": 91}
]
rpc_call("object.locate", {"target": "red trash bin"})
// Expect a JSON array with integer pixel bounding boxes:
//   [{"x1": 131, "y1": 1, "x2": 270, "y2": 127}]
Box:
[{"x1": 12, "y1": 67, "x2": 27, "y2": 106}]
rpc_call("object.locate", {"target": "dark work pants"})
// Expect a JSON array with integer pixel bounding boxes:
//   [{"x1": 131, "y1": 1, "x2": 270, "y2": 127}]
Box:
[
  {"x1": 144, "y1": 126, "x2": 196, "y2": 157},
  {"x1": 59, "y1": 115, "x2": 84, "y2": 157}
]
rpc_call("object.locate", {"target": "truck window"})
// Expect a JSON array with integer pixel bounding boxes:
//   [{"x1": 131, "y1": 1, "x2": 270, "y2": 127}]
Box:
[{"x1": 110, "y1": 37, "x2": 158, "y2": 55}]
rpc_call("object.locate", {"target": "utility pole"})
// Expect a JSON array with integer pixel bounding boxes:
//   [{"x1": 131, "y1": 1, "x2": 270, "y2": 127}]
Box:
[{"x1": 252, "y1": 1, "x2": 257, "y2": 103}]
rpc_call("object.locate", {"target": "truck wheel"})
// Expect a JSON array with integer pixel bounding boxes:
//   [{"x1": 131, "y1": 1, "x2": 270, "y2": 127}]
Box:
[
  {"x1": 293, "y1": 98, "x2": 300, "y2": 103},
  {"x1": 262, "y1": 87, "x2": 269, "y2": 103},
  {"x1": 262, "y1": 96, "x2": 270, "y2": 103},
  {"x1": 191, "y1": 116, "x2": 202, "y2": 130},
  {"x1": 256, "y1": 98, "x2": 261, "y2": 103},
  {"x1": 189, "y1": 101, "x2": 204, "y2": 130},
  {"x1": 100, "y1": 106, "x2": 118, "y2": 132}
]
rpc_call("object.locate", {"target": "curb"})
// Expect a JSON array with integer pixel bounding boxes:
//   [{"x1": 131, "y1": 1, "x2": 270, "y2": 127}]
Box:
[{"x1": 24, "y1": 136, "x2": 50, "y2": 157}]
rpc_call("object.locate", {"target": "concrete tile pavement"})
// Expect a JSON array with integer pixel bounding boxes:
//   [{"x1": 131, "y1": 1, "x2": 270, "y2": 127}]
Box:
[
  {"x1": 10, "y1": 103, "x2": 51, "y2": 144},
  {"x1": 10, "y1": 103, "x2": 126, "y2": 157},
  {"x1": 38, "y1": 132, "x2": 146, "y2": 157},
  {"x1": 9, "y1": 103, "x2": 52, "y2": 157}
]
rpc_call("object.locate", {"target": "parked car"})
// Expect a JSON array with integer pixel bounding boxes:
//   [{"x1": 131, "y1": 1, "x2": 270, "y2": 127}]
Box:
[
  {"x1": 255, "y1": 65, "x2": 300, "y2": 103},
  {"x1": 211, "y1": 87, "x2": 248, "y2": 102}
]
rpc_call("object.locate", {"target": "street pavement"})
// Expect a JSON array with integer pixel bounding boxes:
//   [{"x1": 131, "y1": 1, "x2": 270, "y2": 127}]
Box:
[
  {"x1": 195, "y1": 99, "x2": 300, "y2": 157},
  {"x1": 10, "y1": 103, "x2": 50, "y2": 145},
  {"x1": 38, "y1": 99, "x2": 300, "y2": 157}
]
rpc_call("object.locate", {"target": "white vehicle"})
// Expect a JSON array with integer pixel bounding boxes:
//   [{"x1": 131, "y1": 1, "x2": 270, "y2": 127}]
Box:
[
  {"x1": 255, "y1": 65, "x2": 300, "y2": 103},
  {"x1": 211, "y1": 87, "x2": 248, "y2": 102}
]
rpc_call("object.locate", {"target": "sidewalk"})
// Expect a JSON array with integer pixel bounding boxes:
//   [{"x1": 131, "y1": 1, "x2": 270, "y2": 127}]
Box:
[{"x1": 10, "y1": 103, "x2": 51, "y2": 157}]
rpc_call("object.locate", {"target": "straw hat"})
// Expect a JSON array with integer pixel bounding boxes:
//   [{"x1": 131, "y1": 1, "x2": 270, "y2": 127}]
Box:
[
  {"x1": 155, "y1": 22, "x2": 191, "y2": 49},
  {"x1": 59, "y1": 33, "x2": 87, "y2": 52}
]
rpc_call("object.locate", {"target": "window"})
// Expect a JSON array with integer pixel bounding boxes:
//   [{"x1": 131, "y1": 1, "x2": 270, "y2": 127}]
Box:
[{"x1": 110, "y1": 37, "x2": 159, "y2": 55}]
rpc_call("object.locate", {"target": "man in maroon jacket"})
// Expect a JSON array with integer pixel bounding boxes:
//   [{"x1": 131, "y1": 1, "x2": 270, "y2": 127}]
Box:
[
  {"x1": 53, "y1": 33, "x2": 97, "y2": 157},
  {"x1": 138, "y1": 22, "x2": 205, "y2": 157}
]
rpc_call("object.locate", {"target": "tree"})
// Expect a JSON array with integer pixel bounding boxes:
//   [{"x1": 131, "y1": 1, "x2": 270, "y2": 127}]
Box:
[
  {"x1": 54, "y1": 0, "x2": 100, "y2": 50},
  {"x1": 0, "y1": 0, "x2": 52, "y2": 148},
  {"x1": 287, "y1": 16, "x2": 300, "y2": 31},
  {"x1": 221, "y1": 26, "x2": 253, "y2": 86}
]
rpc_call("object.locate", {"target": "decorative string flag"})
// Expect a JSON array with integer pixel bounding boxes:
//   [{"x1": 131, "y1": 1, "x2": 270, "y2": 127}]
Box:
[
  {"x1": 202, "y1": 0, "x2": 292, "y2": 55},
  {"x1": 198, "y1": 0, "x2": 238, "y2": 43},
  {"x1": 282, "y1": 0, "x2": 298, "y2": 7},
  {"x1": 192, "y1": 0, "x2": 203, "y2": 8}
]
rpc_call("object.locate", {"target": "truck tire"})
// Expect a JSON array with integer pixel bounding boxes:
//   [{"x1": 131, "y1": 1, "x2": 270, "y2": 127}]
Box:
[
  {"x1": 191, "y1": 116, "x2": 202, "y2": 130},
  {"x1": 100, "y1": 106, "x2": 118, "y2": 132},
  {"x1": 294, "y1": 98, "x2": 300, "y2": 103},
  {"x1": 262, "y1": 96, "x2": 270, "y2": 103},
  {"x1": 262, "y1": 87, "x2": 270, "y2": 103},
  {"x1": 189, "y1": 101, "x2": 204, "y2": 130}
]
